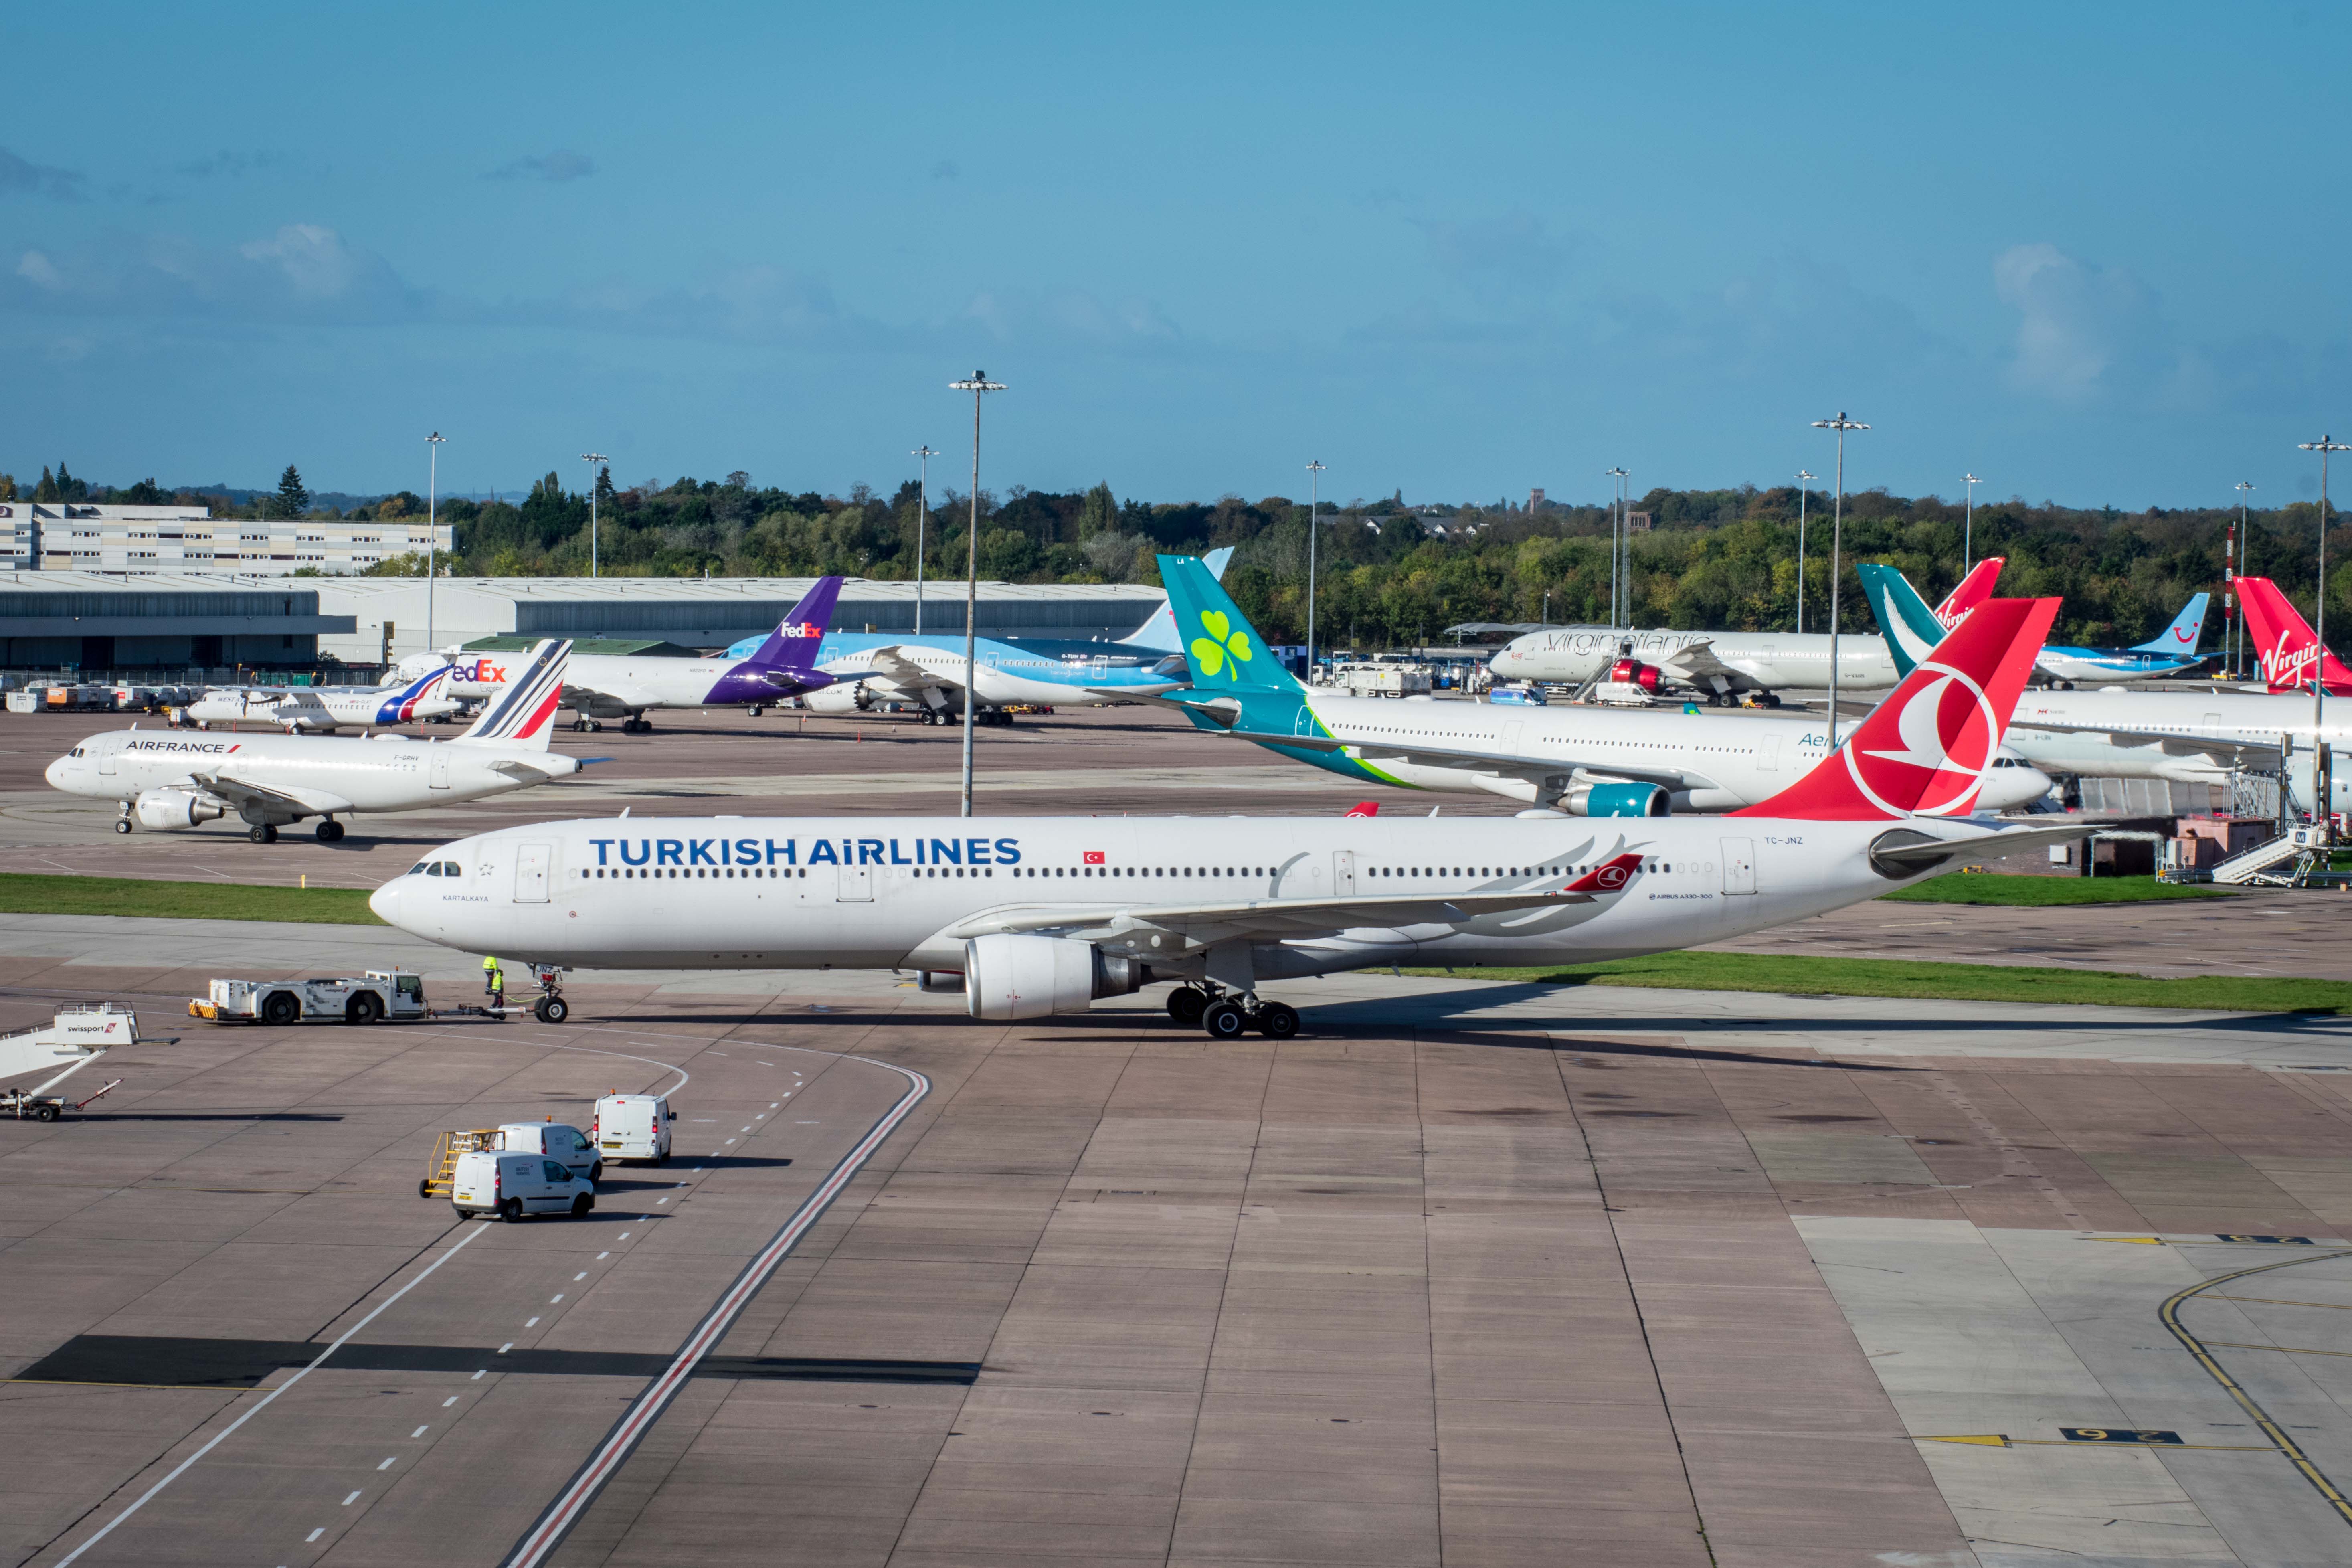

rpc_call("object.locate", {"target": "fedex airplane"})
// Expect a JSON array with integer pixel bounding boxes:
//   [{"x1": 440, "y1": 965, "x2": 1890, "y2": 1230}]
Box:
[
  {"x1": 2031, "y1": 593, "x2": 2211, "y2": 685},
  {"x1": 739, "y1": 549, "x2": 1237, "y2": 723},
  {"x1": 48, "y1": 642, "x2": 584, "y2": 843},
  {"x1": 2236, "y1": 576, "x2": 2352, "y2": 696},
  {"x1": 183, "y1": 665, "x2": 461, "y2": 732},
  {"x1": 557, "y1": 577, "x2": 854, "y2": 732},
  {"x1": 1483, "y1": 557, "x2": 2005, "y2": 704},
  {"x1": 368, "y1": 597, "x2": 2092, "y2": 1040},
  {"x1": 1147, "y1": 554, "x2": 2049, "y2": 815}
]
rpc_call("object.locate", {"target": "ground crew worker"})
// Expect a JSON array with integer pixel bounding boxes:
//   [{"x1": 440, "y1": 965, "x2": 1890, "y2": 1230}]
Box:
[{"x1": 482, "y1": 954, "x2": 506, "y2": 1018}]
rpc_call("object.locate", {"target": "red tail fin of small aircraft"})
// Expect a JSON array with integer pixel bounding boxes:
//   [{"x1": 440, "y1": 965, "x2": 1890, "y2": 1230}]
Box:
[
  {"x1": 2237, "y1": 576, "x2": 2352, "y2": 694},
  {"x1": 1732, "y1": 597, "x2": 2059, "y2": 821},
  {"x1": 1343, "y1": 801, "x2": 1380, "y2": 817}
]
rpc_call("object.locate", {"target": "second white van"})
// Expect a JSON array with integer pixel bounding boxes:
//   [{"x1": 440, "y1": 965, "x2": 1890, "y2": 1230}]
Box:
[
  {"x1": 591, "y1": 1094, "x2": 675, "y2": 1165},
  {"x1": 497, "y1": 1121, "x2": 601, "y2": 1181},
  {"x1": 451, "y1": 1150, "x2": 595, "y2": 1221}
]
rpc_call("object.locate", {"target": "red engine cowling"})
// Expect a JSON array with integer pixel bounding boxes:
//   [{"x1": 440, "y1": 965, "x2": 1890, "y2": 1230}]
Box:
[{"x1": 1608, "y1": 658, "x2": 1663, "y2": 691}]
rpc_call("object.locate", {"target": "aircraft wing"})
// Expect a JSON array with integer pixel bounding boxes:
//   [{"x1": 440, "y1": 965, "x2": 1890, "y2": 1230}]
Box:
[
  {"x1": 1864, "y1": 817, "x2": 2131, "y2": 875},
  {"x1": 1219, "y1": 727, "x2": 1710, "y2": 794},
  {"x1": 485, "y1": 758, "x2": 568, "y2": 782},
  {"x1": 1652, "y1": 640, "x2": 1748, "y2": 684},
  {"x1": 2007, "y1": 718, "x2": 2280, "y2": 766},
  {"x1": 864, "y1": 646, "x2": 961, "y2": 694},
  {"x1": 561, "y1": 679, "x2": 662, "y2": 711},
  {"x1": 187, "y1": 771, "x2": 356, "y2": 817},
  {"x1": 941, "y1": 882, "x2": 1627, "y2": 954}
]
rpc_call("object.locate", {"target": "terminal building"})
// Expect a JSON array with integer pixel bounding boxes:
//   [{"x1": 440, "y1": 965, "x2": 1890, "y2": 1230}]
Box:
[
  {"x1": 0, "y1": 502, "x2": 449, "y2": 575},
  {"x1": 0, "y1": 573, "x2": 357, "y2": 670},
  {"x1": 309, "y1": 577, "x2": 1173, "y2": 663}
]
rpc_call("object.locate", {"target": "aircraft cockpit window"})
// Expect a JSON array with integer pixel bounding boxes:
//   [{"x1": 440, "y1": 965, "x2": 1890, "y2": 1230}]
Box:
[{"x1": 408, "y1": 862, "x2": 430, "y2": 875}]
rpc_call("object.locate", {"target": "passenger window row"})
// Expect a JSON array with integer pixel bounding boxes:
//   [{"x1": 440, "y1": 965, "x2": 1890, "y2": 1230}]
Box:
[{"x1": 583, "y1": 867, "x2": 802, "y2": 879}]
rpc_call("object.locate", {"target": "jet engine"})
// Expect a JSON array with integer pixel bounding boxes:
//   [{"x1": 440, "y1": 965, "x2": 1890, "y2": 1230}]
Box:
[
  {"x1": 963, "y1": 933, "x2": 1144, "y2": 1020},
  {"x1": 133, "y1": 787, "x2": 227, "y2": 831},
  {"x1": 802, "y1": 681, "x2": 873, "y2": 715},
  {"x1": 1560, "y1": 781, "x2": 1669, "y2": 817},
  {"x1": 1607, "y1": 657, "x2": 1664, "y2": 692}
]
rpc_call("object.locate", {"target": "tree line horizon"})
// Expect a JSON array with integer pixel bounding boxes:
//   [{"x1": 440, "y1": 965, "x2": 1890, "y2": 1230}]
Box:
[{"x1": 5, "y1": 463, "x2": 2339, "y2": 650}]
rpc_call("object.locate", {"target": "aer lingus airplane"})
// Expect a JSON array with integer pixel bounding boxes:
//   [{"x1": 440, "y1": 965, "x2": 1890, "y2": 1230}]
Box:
[
  {"x1": 47, "y1": 641, "x2": 586, "y2": 843},
  {"x1": 1143, "y1": 554, "x2": 2050, "y2": 815},
  {"x1": 367, "y1": 596, "x2": 2086, "y2": 1040}
]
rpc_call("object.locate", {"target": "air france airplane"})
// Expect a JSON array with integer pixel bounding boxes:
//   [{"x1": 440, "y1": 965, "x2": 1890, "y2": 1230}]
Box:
[
  {"x1": 47, "y1": 641, "x2": 584, "y2": 843},
  {"x1": 1147, "y1": 555, "x2": 2050, "y2": 816},
  {"x1": 369, "y1": 598, "x2": 2087, "y2": 1039},
  {"x1": 183, "y1": 665, "x2": 461, "y2": 732}
]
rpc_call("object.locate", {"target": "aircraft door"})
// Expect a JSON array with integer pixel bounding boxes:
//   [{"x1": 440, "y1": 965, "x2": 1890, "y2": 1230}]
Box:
[
  {"x1": 1294, "y1": 706, "x2": 1317, "y2": 738},
  {"x1": 1331, "y1": 850, "x2": 1356, "y2": 896},
  {"x1": 1720, "y1": 838, "x2": 1757, "y2": 895},
  {"x1": 97, "y1": 748, "x2": 117, "y2": 778},
  {"x1": 837, "y1": 865, "x2": 873, "y2": 902},
  {"x1": 429, "y1": 749, "x2": 451, "y2": 789},
  {"x1": 1500, "y1": 720, "x2": 1524, "y2": 752},
  {"x1": 514, "y1": 842, "x2": 551, "y2": 903},
  {"x1": 2203, "y1": 711, "x2": 2223, "y2": 737},
  {"x1": 1759, "y1": 735, "x2": 1781, "y2": 771}
]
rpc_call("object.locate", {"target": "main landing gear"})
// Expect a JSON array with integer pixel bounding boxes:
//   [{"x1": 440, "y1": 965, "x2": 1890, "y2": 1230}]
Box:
[
  {"x1": 1165, "y1": 986, "x2": 1299, "y2": 1040},
  {"x1": 248, "y1": 823, "x2": 279, "y2": 844},
  {"x1": 569, "y1": 717, "x2": 606, "y2": 732},
  {"x1": 315, "y1": 819, "x2": 346, "y2": 843},
  {"x1": 621, "y1": 716, "x2": 654, "y2": 734}
]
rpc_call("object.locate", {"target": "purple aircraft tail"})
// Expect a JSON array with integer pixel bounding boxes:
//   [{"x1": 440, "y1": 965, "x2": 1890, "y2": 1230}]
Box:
[{"x1": 737, "y1": 576, "x2": 842, "y2": 674}]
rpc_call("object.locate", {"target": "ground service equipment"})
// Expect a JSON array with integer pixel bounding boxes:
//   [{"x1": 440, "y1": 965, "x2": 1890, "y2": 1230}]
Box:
[
  {"x1": 0, "y1": 1004, "x2": 158, "y2": 1121},
  {"x1": 192, "y1": 970, "x2": 427, "y2": 1026}
]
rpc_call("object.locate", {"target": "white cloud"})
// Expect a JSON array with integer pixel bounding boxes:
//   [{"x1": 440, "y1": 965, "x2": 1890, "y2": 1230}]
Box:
[
  {"x1": 0, "y1": 146, "x2": 85, "y2": 201},
  {"x1": 1992, "y1": 242, "x2": 2164, "y2": 403},
  {"x1": 1, "y1": 224, "x2": 423, "y2": 324}
]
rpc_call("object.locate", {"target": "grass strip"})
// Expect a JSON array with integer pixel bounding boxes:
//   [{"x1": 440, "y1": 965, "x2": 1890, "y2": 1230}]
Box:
[
  {"x1": 1880, "y1": 872, "x2": 2231, "y2": 906},
  {"x1": 1396, "y1": 949, "x2": 2352, "y2": 1014},
  {"x1": 0, "y1": 872, "x2": 384, "y2": 925}
]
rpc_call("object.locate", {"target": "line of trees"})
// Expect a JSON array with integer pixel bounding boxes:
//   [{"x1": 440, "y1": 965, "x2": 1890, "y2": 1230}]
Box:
[{"x1": 14, "y1": 462, "x2": 2341, "y2": 649}]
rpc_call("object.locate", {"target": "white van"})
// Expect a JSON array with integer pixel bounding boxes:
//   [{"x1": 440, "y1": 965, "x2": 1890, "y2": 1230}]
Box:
[
  {"x1": 591, "y1": 1094, "x2": 675, "y2": 1165},
  {"x1": 498, "y1": 1121, "x2": 601, "y2": 1180},
  {"x1": 451, "y1": 1150, "x2": 595, "y2": 1221}
]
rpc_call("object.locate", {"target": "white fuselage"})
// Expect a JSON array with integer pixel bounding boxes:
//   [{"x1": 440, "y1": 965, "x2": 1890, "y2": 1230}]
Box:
[
  {"x1": 183, "y1": 686, "x2": 460, "y2": 730},
  {"x1": 807, "y1": 643, "x2": 1185, "y2": 712},
  {"x1": 1288, "y1": 691, "x2": 2050, "y2": 813},
  {"x1": 368, "y1": 813, "x2": 1960, "y2": 977},
  {"x1": 44, "y1": 730, "x2": 582, "y2": 822},
  {"x1": 2008, "y1": 687, "x2": 2352, "y2": 801},
  {"x1": 1488, "y1": 627, "x2": 1900, "y2": 693}
]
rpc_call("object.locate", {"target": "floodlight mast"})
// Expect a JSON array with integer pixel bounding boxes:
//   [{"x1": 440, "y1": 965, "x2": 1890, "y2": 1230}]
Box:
[
  {"x1": 1604, "y1": 467, "x2": 1629, "y2": 629},
  {"x1": 949, "y1": 373, "x2": 1005, "y2": 818},
  {"x1": 2231, "y1": 480, "x2": 2255, "y2": 677},
  {"x1": 581, "y1": 453, "x2": 607, "y2": 578},
  {"x1": 425, "y1": 432, "x2": 446, "y2": 657},
  {"x1": 912, "y1": 445, "x2": 939, "y2": 636},
  {"x1": 1964, "y1": 473, "x2": 1982, "y2": 575},
  {"x1": 2299, "y1": 436, "x2": 2349, "y2": 776},
  {"x1": 1810, "y1": 412, "x2": 1869, "y2": 747},
  {"x1": 1305, "y1": 460, "x2": 1326, "y2": 679}
]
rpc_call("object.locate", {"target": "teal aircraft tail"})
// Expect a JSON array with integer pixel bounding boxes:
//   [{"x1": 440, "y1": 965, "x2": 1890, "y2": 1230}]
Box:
[
  {"x1": 2130, "y1": 592, "x2": 2208, "y2": 656},
  {"x1": 1855, "y1": 562, "x2": 1951, "y2": 679},
  {"x1": 1159, "y1": 554, "x2": 1305, "y2": 694}
]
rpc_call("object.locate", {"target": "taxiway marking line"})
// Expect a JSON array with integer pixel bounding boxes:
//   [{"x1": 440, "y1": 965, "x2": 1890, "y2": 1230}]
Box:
[
  {"x1": 2160, "y1": 1251, "x2": 2352, "y2": 1531},
  {"x1": 500, "y1": 1053, "x2": 931, "y2": 1568},
  {"x1": 53, "y1": 1221, "x2": 491, "y2": 1566}
]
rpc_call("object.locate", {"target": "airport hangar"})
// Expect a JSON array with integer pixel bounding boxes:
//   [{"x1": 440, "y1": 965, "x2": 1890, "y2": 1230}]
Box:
[
  {"x1": 304, "y1": 576, "x2": 1173, "y2": 663},
  {"x1": 0, "y1": 573, "x2": 356, "y2": 669}
]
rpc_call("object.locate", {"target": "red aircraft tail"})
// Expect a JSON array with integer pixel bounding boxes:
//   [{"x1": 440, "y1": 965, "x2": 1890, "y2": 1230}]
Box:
[
  {"x1": 2236, "y1": 576, "x2": 2352, "y2": 694},
  {"x1": 1343, "y1": 801, "x2": 1380, "y2": 817},
  {"x1": 1932, "y1": 557, "x2": 2005, "y2": 630},
  {"x1": 1732, "y1": 596, "x2": 2058, "y2": 821}
]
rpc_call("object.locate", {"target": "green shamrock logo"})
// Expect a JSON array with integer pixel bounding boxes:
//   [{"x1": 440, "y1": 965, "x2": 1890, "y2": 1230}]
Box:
[{"x1": 1190, "y1": 610, "x2": 1253, "y2": 676}]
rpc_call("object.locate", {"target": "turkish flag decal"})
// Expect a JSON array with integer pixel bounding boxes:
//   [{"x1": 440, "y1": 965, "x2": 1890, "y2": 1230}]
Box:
[{"x1": 1083, "y1": 850, "x2": 1106, "y2": 865}]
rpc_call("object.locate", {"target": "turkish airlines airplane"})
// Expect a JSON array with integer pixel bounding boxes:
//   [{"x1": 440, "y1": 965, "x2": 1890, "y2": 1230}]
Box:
[
  {"x1": 368, "y1": 598, "x2": 2087, "y2": 1039},
  {"x1": 183, "y1": 665, "x2": 462, "y2": 732},
  {"x1": 46, "y1": 641, "x2": 584, "y2": 843},
  {"x1": 1150, "y1": 555, "x2": 2051, "y2": 815},
  {"x1": 1483, "y1": 558, "x2": 2004, "y2": 703},
  {"x1": 2237, "y1": 576, "x2": 2352, "y2": 696}
]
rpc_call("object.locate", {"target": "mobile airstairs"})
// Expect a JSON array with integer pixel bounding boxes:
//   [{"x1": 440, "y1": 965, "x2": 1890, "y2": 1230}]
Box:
[
  {"x1": 2207, "y1": 825, "x2": 2337, "y2": 888},
  {"x1": 0, "y1": 1004, "x2": 161, "y2": 1121}
]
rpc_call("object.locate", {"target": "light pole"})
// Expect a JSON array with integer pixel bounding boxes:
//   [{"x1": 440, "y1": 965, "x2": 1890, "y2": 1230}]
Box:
[
  {"x1": 912, "y1": 445, "x2": 938, "y2": 636},
  {"x1": 1604, "y1": 467, "x2": 1628, "y2": 628},
  {"x1": 1964, "y1": 473, "x2": 1982, "y2": 575},
  {"x1": 948, "y1": 372, "x2": 1005, "y2": 818},
  {"x1": 2232, "y1": 480, "x2": 2255, "y2": 678},
  {"x1": 1305, "y1": 460, "x2": 1326, "y2": 679},
  {"x1": 580, "y1": 452, "x2": 607, "y2": 578},
  {"x1": 1811, "y1": 412, "x2": 1869, "y2": 747},
  {"x1": 1795, "y1": 470, "x2": 1815, "y2": 635},
  {"x1": 425, "y1": 431, "x2": 445, "y2": 656},
  {"x1": 2299, "y1": 436, "x2": 2349, "y2": 756}
]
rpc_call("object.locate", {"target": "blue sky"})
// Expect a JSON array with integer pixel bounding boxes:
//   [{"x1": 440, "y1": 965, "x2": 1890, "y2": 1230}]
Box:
[{"x1": 2, "y1": 2, "x2": 2347, "y2": 510}]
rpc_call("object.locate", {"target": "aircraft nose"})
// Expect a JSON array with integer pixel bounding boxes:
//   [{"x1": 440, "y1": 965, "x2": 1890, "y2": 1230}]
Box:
[{"x1": 368, "y1": 879, "x2": 404, "y2": 925}]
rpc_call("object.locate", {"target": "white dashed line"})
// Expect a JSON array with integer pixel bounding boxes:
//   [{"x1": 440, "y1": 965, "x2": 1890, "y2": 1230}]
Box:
[
  {"x1": 617, "y1": 1232, "x2": 631, "y2": 1240},
  {"x1": 498, "y1": 1343, "x2": 513, "y2": 1354},
  {"x1": 574, "y1": 1272, "x2": 587, "y2": 1281},
  {"x1": 596, "y1": 1252, "x2": 610, "y2": 1260},
  {"x1": 306, "y1": 1528, "x2": 324, "y2": 1542},
  {"x1": 525, "y1": 1317, "x2": 540, "y2": 1327},
  {"x1": 342, "y1": 1491, "x2": 360, "y2": 1506},
  {"x1": 769, "y1": 1103, "x2": 779, "y2": 1109},
  {"x1": 656, "y1": 1197, "x2": 670, "y2": 1205},
  {"x1": 411, "y1": 1425, "x2": 428, "y2": 1438},
  {"x1": 442, "y1": 1396, "x2": 459, "y2": 1407},
  {"x1": 757, "y1": 1060, "x2": 775, "y2": 1066},
  {"x1": 550, "y1": 1294, "x2": 564, "y2": 1304},
  {"x1": 376, "y1": 1457, "x2": 396, "y2": 1471},
  {"x1": 725, "y1": 1139, "x2": 737, "y2": 1145}
]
